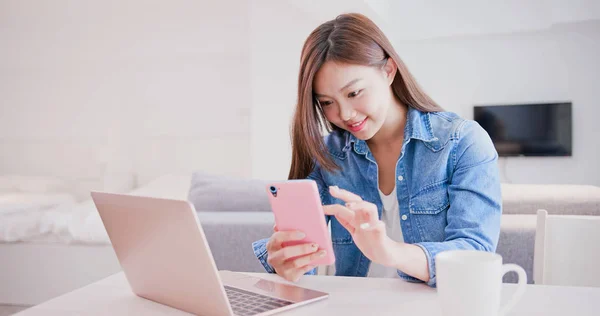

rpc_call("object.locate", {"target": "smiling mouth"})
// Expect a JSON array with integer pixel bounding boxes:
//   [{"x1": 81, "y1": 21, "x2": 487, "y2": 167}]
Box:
[{"x1": 347, "y1": 118, "x2": 367, "y2": 132}]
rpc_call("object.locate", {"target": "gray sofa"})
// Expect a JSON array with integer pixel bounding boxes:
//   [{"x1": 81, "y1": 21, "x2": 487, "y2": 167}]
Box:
[{"x1": 188, "y1": 172, "x2": 600, "y2": 284}]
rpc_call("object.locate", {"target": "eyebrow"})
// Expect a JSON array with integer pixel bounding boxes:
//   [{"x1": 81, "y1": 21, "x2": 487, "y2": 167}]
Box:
[{"x1": 314, "y1": 78, "x2": 362, "y2": 98}]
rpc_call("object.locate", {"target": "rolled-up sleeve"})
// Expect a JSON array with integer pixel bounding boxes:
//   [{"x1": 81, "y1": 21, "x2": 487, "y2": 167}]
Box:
[
  {"x1": 415, "y1": 120, "x2": 502, "y2": 287},
  {"x1": 252, "y1": 238, "x2": 276, "y2": 273},
  {"x1": 251, "y1": 163, "x2": 330, "y2": 275}
]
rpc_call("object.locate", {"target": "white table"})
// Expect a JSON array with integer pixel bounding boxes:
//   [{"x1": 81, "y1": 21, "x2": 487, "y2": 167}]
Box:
[{"x1": 15, "y1": 272, "x2": 600, "y2": 315}]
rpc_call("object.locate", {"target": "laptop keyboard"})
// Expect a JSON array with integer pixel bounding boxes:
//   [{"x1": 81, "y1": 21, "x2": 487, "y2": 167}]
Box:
[{"x1": 224, "y1": 285, "x2": 293, "y2": 316}]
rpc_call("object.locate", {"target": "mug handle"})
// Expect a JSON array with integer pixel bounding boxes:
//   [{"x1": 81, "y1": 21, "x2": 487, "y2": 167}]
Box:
[{"x1": 498, "y1": 263, "x2": 527, "y2": 316}]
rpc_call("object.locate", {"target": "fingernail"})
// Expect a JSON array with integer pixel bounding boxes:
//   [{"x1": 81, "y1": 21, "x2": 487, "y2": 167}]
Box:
[
  {"x1": 329, "y1": 185, "x2": 339, "y2": 192},
  {"x1": 319, "y1": 251, "x2": 327, "y2": 257},
  {"x1": 296, "y1": 232, "x2": 306, "y2": 239},
  {"x1": 360, "y1": 222, "x2": 371, "y2": 230}
]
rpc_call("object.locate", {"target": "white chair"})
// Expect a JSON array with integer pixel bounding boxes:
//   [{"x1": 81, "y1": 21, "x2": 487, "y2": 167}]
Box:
[{"x1": 534, "y1": 209, "x2": 600, "y2": 287}]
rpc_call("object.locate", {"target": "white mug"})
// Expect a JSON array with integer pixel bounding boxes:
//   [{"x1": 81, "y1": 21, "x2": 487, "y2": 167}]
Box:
[{"x1": 436, "y1": 250, "x2": 527, "y2": 316}]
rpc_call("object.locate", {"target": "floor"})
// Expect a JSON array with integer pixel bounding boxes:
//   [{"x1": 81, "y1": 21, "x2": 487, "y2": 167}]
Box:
[{"x1": 0, "y1": 305, "x2": 31, "y2": 316}]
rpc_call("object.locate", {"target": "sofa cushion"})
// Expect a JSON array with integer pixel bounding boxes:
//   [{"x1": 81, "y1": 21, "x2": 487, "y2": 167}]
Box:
[
  {"x1": 197, "y1": 211, "x2": 275, "y2": 272},
  {"x1": 501, "y1": 184, "x2": 600, "y2": 216},
  {"x1": 188, "y1": 171, "x2": 271, "y2": 212}
]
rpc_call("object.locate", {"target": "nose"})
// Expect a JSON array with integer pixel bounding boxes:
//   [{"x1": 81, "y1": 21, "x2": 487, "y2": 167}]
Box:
[{"x1": 339, "y1": 102, "x2": 357, "y2": 122}]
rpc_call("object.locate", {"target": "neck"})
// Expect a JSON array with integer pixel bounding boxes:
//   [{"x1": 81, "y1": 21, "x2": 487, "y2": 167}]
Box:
[{"x1": 367, "y1": 97, "x2": 407, "y2": 149}]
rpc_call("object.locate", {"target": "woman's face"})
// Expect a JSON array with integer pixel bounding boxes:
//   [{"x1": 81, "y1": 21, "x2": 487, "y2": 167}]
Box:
[{"x1": 313, "y1": 60, "x2": 395, "y2": 140}]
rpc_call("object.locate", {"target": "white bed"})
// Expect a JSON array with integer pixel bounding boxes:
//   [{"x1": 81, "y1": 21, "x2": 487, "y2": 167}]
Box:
[{"x1": 0, "y1": 174, "x2": 192, "y2": 305}]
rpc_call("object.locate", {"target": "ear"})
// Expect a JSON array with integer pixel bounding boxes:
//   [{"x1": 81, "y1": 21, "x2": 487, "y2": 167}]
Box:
[{"x1": 382, "y1": 58, "x2": 397, "y2": 86}]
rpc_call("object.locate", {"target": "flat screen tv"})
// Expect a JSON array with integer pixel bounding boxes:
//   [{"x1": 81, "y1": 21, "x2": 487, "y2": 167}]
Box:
[{"x1": 474, "y1": 102, "x2": 572, "y2": 157}]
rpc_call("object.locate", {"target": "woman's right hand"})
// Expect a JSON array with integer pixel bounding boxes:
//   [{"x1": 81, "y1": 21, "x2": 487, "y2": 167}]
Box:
[{"x1": 265, "y1": 225, "x2": 327, "y2": 282}]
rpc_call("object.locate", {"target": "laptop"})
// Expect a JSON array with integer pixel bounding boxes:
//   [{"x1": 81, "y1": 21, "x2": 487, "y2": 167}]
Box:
[{"x1": 90, "y1": 191, "x2": 329, "y2": 316}]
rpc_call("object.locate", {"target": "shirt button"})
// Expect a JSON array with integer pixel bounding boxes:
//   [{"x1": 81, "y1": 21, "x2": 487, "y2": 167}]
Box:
[
  {"x1": 397, "y1": 175, "x2": 404, "y2": 181},
  {"x1": 401, "y1": 214, "x2": 408, "y2": 221}
]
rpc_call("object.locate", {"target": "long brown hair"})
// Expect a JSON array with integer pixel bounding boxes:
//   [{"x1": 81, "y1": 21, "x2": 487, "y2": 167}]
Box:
[{"x1": 289, "y1": 13, "x2": 443, "y2": 180}]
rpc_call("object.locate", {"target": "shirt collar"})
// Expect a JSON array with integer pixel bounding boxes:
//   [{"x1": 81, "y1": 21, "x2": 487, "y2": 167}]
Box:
[{"x1": 345, "y1": 107, "x2": 438, "y2": 155}]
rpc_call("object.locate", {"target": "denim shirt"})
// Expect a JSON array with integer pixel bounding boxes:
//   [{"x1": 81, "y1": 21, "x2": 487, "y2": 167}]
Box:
[{"x1": 252, "y1": 107, "x2": 502, "y2": 287}]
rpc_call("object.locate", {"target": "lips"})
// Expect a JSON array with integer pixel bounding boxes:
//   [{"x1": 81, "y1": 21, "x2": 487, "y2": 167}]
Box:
[{"x1": 347, "y1": 118, "x2": 367, "y2": 132}]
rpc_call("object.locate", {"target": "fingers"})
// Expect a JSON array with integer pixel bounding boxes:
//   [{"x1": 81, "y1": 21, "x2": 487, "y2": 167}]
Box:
[
  {"x1": 268, "y1": 242, "x2": 319, "y2": 263},
  {"x1": 322, "y1": 204, "x2": 336, "y2": 216},
  {"x1": 273, "y1": 224, "x2": 278, "y2": 232},
  {"x1": 286, "y1": 264, "x2": 317, "y2": 282},
  {"x1": 323, "y1": 204, "x2": 355, "y2": 221},
  {"x1": 265, "y1": 231, "x2": 306, "y2": 266},
  {"x1": 323, "y1": 204, "x2": 356, "y2": 234},
  {"x1": 297, "y1": 264, "x2": 317, "y2": 281},
  {"x1": 360, "y1": 220, "x2": 385, "y2": 234},
  {"x1": 359, "y1": 206, "x2": 374, "y2": 224},
  {"x1": 267, "y1": 242, "x2": 323, "y2": 283},
  {"x1": 266, "y1": 230, "x2": 305, "y2": 252},
  {"x1": 285, "y1": 249, "x2": 327, "y2": 270},
  {"x1": 329, "y1": 186, "x2": 363, "y2": 203},
  {"x1": 346, "y1": 200, "x2": 377, "y2": 214},
  {"x1": 346, "y1": 201, "x2": 378, "y2": 225},
  {"x1": 328, "y1": 186, "x2": 379, "y2": 232},
  {"x1": 282, "y1": 250, "x2": 326, "y2": 282},
  {"x1": 337, "y1": 217, "x2": 356, "y2": 234},
  {"x1": 302, "y1": 264, "x2": 317, "y2": 276}
]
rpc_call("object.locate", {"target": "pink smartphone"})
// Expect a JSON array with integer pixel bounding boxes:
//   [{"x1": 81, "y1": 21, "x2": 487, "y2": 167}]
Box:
[{"x1": 266, "y1": 180, "x2": 335, "y2": 266}]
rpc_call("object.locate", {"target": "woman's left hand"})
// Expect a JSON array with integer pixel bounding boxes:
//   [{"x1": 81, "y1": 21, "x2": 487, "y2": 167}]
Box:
[{"x1": 324, "y1": 186, "x2": 400, "y2": 267}]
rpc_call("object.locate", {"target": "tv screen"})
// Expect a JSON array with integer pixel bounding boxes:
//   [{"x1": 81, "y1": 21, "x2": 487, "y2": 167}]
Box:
[{"x1": 474, "y1": 102, "x2": 572, "y2": 157}]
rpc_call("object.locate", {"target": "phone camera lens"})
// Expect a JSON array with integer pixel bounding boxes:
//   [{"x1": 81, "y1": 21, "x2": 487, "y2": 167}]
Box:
[{"x1": 269, "y1": 186, "x2": 277, "y2": 197}]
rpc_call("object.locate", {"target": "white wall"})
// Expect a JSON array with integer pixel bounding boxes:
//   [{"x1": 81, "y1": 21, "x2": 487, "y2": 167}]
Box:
[
  {"x1": 0, "y1": 0, "x2": 253, "y2": 199},
  {"x1": 1, "y1": 1, "x2": 599, "y2": 192},
  {"x1": 249, "y1": 1, "x2": 317, "y2": 180},
  {"x1": 366, "y1": 0, "x2": 600, "y2": 40},
  {"x1": 397, "y1": 20, "x2": 600, "y2": 186}
]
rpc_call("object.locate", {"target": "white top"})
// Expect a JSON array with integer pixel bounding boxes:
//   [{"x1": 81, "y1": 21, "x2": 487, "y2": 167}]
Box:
[{"x1": 367, "y1": 186, "x2": 404, "y2": 278}]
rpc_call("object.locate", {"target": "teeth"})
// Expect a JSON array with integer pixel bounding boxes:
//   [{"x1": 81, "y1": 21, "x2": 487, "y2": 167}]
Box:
[{"x1": 351, "y1": 120, "x2": 364, "y2": 127}]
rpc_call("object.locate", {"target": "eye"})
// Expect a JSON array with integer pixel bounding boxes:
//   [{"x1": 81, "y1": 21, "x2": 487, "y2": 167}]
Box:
[
  {"x1": 319, "y1": 100, "x2": 333, "y2": 107},
  {"x1": 348, "y1": 89, "x2": 362, "y2": 98}
]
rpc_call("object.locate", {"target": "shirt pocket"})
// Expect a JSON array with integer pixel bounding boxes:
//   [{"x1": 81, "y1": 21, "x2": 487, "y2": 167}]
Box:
[
  {"x1": 409, "y1": 180, "x2": 450, "y2": 215},
  {"x1": 409, "y1": 180, "x2": 450, "y2": 242}
]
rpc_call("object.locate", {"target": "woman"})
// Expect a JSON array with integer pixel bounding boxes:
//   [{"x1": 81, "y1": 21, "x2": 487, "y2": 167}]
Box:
[{"x1": 252, "y1": 13, "x2": 501, "y2": 287}]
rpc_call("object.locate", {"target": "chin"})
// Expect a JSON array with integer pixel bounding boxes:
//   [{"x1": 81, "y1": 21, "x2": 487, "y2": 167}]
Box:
[
  {"x1": 337, "y1": 120, "x2": 379, "y2": 140},
  {"x1": 350, "y1": 128, "x2": 377, "y2": 141}
]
